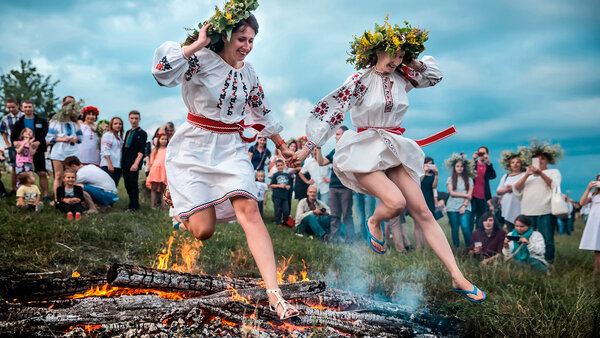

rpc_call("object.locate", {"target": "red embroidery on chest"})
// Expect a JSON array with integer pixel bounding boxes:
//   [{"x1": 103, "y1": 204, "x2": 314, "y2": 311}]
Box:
[{"x1": 382, "y1": 76, "x2": 393, "y2": 113}]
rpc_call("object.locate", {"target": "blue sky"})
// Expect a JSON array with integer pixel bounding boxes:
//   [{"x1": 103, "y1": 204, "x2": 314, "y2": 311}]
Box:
[{"x1": 1, "y1": 0, "x2": 599, "y2": 197}]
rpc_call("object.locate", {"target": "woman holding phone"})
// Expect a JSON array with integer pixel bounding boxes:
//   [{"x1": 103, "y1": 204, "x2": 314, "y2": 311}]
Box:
[
  {"x1": 513, "y1": 141, "x2": 563, "y2": 263},
  {"x1": 579, "y1": 174, "x2": 600, "y2": 272}
]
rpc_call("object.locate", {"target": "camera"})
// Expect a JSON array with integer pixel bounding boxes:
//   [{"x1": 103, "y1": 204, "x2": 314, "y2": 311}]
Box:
[
  {"x1": 320, "y1": 208, "x2": 326, "y2": 213},
  {"x1": 595, "y1": 181, "x2": 600, "y2": 188},
  {"x1": 477, "y1": 151, "x2": 484, "y2": 156},
  {"x1": 506, "y1": 235, "x2": 521, "y2": 241}
]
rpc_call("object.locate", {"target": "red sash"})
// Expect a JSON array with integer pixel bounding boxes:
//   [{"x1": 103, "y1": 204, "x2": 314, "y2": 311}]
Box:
[
  {"x1": 357, "y1": 125, "x2": 456, "y2": 147},
  {"x1": 187, "y1": 113, "x2": 265, "y2": 143}
]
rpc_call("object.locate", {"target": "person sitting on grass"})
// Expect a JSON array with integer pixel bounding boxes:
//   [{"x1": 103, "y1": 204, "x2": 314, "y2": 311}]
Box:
[
  {"x1": 270, "y1": 159, "x2": 292, "y2": 227},
  {"x1": 294, "y1": 185, "x2": 330, "y2": 239},
  {"x1": 468, "y1": 211, "x2": 506, "y2": 265},
  {"x1": 64, "y1": 156, "x2": 119, "y2": 212},
  {"x1": 502, "y1": 214, "x2": 548, "y2": 274},
  {"x1": 56, "y1": 169, "x2": 84, "y2": 220},
  {"x1": 15, "y1": 171, "x2": 43, "y2": 212}
]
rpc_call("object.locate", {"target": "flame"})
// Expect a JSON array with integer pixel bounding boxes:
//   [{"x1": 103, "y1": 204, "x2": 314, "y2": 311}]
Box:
[
  {"x1": 47, "y1": 304, "x2": 55, "y2": 309},
  {"x1": 67, "y1": 283, "x2": 185, "y2": 300},
  {"x1": 226, "y1": 285, "x2": 251, "y2": 304},
  {"x1": 221, "y1": 319, "x2": 238, "y2": 327},
  {"x1": 71, "y1": 271, "x2": 80, "y2": 278},
  {"x1": 276, "y1": 255, "x2": 310, "y2": 284},
  {"x1": 153, "y1": 232, "x2": 203, "y2": 273}
]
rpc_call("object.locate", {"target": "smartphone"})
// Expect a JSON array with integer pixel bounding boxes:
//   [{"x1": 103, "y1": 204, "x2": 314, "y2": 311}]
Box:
[
  {"x1": 531, "y1": 157, "x2": 540, "y2": 168},
  {"x1": 595, "y1": 181, "x2": 600, "y2": 188},
  {"x1": 506, "y1": 235, "x2": 521, "y2": 241},
  {"x1": 428, "y1": 164, "x2": 437, "y2": 170}
]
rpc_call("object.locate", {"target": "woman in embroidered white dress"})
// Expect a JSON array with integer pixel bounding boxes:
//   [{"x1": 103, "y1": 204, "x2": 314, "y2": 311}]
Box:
[
  {"x1": 152, "y1": 13, "x2": 298, "y2": 319},
  {"x1": 295, "y1": 20, "x2": 486, "y2": 302}
]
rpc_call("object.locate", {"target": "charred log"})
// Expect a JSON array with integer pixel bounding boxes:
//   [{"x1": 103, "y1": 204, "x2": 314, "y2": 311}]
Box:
[{"x1": 0, "y1": 275, "x2": 106, "y2": 302}]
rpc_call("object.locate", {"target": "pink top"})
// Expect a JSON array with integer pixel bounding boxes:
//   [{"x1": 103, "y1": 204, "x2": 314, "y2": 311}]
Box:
[
  {"x1": 15, "y1": 141, "x2": 33, "y2": 167},
  {"x1": 473, "y1": 161, "x2": 487, "y2": 199}
]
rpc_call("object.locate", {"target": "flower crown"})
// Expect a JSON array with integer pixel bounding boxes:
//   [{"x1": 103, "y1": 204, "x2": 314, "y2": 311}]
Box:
[
  {"x1": 444, "y1": 153, "x2": 476, "y2": 178},
  {"x1": 54, "y1": 100, "x2": 84, "y2": 122},
  {"x1": 81, "y1": 105, "x2": 99, "y2": 116},
  {"x1": 499, "y1": 147, "x2": 530, "y2": 172},
  {"x1": 183, "y1": 0, "x2": 259, "y2": 46},
  {"x1": 524, "y1": 139, "x2": 564, "y2": 165},
  {"x1": 346, "y1": 15, "x2": 429, "y2": 70}
]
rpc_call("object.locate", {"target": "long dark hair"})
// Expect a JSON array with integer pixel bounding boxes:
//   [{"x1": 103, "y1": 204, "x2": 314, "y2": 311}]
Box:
[
  {"x1": 451, "y1": 160, "x2": 470, "y2": 191},
  {"x1": 478, "y1": 211, "x2": 500, "y2": 231},
  {"x1": 185, "y1": 14, "x2": 259, "y2": 53}
]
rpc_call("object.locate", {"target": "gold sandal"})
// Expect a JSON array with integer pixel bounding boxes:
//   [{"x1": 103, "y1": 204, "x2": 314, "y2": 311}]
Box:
[{"x1": 266, "y1": 288, "x2": 299, "y2": 320}]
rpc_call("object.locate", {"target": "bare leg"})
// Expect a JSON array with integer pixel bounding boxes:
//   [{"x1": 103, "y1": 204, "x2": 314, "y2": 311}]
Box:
[
  {"x1": 184, "y1": 207, "x2": 216, "y2": 240},
  {"x1": 387, "y1": 165, "x2": 484, "y2": 301},
  {"x1": 52, "y1": 160, "x2": 64, "y2": 200},
  {"x1": 11, "y1": 169, "x2": 17, "y2": 191},
  {"x1": 230, "y1": 196, "x2": 295, "y2": 318},
  {"x1": 82, "y1": 191, "x2": 98, "y2": 212},
  {"x1": 354, "y1": 171, "x2": 406, "y2": 252},
  {"x1": 37, "y1": 171, "x2": 49, "y2": 198},
  {"x1": 595, "y1": 251, "x2": 600, "y2": 273},
  {"x1": 150, "y1": 183, "x2": 157, "y2": 210},
  {"x1": 159, "y1": 184, "x2": 167, "y2": 209}
]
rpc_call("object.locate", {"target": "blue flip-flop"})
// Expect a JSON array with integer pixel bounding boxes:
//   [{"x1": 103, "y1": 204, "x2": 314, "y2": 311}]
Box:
[
  {"x1": 452, "y1": 285, "x2": 487, "y2": 303},
  {"x1": 364, "y1": 219, "x2": 386, "y2": 254}
]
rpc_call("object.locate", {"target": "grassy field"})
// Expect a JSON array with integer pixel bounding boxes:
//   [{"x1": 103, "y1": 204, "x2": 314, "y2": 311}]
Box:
[{"x1": 0, "y1": 174, "x2": 598, "y2": 337}]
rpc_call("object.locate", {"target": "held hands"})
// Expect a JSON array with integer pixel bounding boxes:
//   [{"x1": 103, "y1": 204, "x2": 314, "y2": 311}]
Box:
[
  {"x1": 526, "y1": 166, "x2": 540, "y2": 176},
  {"x1": 459, "y1": 205, "x2": 466, "y2": 215},
  {"x1": 518, "y1": 237, "x2": 529, "y2": 245},
  {"x1": 294, "y1": 147, "x2": 311, "y2": 167},
  {"x1": 473, "y1": 246, "x2": 482, "y2": 254}
]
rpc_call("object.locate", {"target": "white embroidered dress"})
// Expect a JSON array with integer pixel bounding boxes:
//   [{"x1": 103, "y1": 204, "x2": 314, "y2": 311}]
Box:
[
  {"x1": 305, "y1": 56, "x2": 442, "y2": 195},
  {"x1": 152, "y1": 42, "x2": 282, "y2": 222}
]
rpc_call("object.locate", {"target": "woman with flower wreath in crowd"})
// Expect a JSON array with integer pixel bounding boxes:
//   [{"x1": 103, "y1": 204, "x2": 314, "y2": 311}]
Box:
[
  {"x1": 77, "y1": 106, "x2": 101, "y2": 165},
  {"x1": 496, "y1": 148, "x2": 527, "y2": 231},
  {"x1": 152, "y1": 0, "x2": 298, "y2": 319},
  {"x1": 296, "y1": 16, "x2": 486, "y2": 302}
]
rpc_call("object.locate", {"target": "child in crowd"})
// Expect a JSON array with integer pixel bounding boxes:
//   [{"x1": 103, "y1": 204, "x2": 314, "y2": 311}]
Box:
[
  {"x1": 503, "y1": 214, "x2": 548, "y2": 274},
  {"x1": 16, "y1": 172, "x2": 43, "y2": 211},
  {"x1": 14, "y1": 128, "x2": 38, "y2": 177},
  {"x1": 145, "y1": 133, "x2": 168, "y2": 210},
  {"x1": 270, "y1": 159, "x2": 292, "y2": 226},
  {"x1": 56, "y1": 169, "x2": 84, "y2": 220},
  {"x1": 255, "y1": 170, "x2": 268, "y2": 215}
]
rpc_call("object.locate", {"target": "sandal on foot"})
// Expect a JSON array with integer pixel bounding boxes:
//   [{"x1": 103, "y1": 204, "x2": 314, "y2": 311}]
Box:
[
  {"x1": 452, "y1": 284, "x2": 487, "y2": 303},
  {"x1": 266, "y1": 288, "x2": 299, "y2": 320},
  {"x1": 364, "y1": 219, "x2": 386, "y2": 254}
]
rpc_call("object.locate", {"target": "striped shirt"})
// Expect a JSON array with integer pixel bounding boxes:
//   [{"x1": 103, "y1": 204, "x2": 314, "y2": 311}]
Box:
[{"x1": 0, "y1": 111, "x2": 24, "y2": 146}]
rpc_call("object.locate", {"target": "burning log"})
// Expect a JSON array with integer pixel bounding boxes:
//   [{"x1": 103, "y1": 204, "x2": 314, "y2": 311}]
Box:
[
  {"x1": 0, "y1": 275, "x2": 106, "y2": 302},
  {"x1": 107, "y1": 263, "x2": 264, "y2": 295}
]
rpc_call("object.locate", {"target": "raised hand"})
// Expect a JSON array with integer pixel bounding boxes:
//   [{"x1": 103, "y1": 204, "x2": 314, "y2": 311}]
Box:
[{"x1": 294, "y1": 147, "x2": 311, "y2": 167}]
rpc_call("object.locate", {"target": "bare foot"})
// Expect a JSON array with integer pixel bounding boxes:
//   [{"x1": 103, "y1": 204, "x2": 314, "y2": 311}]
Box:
[
  {"x1": 452, "y1": 277, "x2": 485, "y2": 302},
  {"x1": 367, "y1": 217, "x2": 385, "y2": 252}
]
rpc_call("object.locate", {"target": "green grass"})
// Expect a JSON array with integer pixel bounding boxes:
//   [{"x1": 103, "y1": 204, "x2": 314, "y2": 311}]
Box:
[{"x1": 0, "y1": 173, "x2": 598, "y2": 337}]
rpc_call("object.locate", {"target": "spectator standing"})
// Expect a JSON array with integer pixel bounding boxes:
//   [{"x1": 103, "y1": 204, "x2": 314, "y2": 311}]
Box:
[
  {"x1": 471, "y1": 146, "x2": 496, "y2": 229},
  {"x1": 353, "y1": 192, "x2": 377, "y2": 240},
  {"x1": 295, "y1": 185, "x2": 330, "y2": 239},
  {"x1": 77, "y1": 106, "x2": 101, "y2": 165},
  {"x1": 1, "y1": 99, "x2": 24, "y2": 192},
  {"x1": 299, "y1": 149, "x2": 331, "y2": 205},
  {"x1": 503, "y1": 215, "x2": 548, "y2": 274},
  {"x1": 56, "y1": 170, "x2": 84, "y2": 220},
  {"x1": 445, "y1": 153, "x2": 475, "y2": 249},
  {"x1": 46, "y1": 100, "x2": 83, "y2": 200},
  {"x1": 64, "y1": 156, "x2": 118, "y2": 210},
  {"x1": 16, "y1": 172, "x2": 43, "y2": 211},
  {"x1": 248, "y1": 136, "x2": 271, "y2": 171},
  {"x1": 416, "y1": 156, "x2": 439, "y2": 249},
  {"x1": 11, "y1": 100, "x2": 49, "y2": 201},
  {"x1": 513, "y1": 141, "x2": 563, "y2": 263},
  {"x1": 121, "y1": 110, "x2": 147, "y2": 211},
  {"x1": 145, "y1": 133, "x2": 169, "y2": 210},
  {"x1": 469, "y1": 211, "x2": 506, "y2": 264},
  {"x1": 101, "y1": 117, "x2": 124, "y2": 187},
  {"x1": 496, "y1": 150, "x2": 527, "y2": 231},
  {"x1": 14, "y1": 128, "x2": 38, "y2": 177},
  {"x1": 315, "y1": 126, "x2": 354, "y2": 242},
  {"x1": 270, "y1": 159, "x2": 292, "y2": 227},
  {"x1": 579, "y1": 175, "x2": 600, "y2": 272},
  {"x1": 255, "y1": 170, "x2": 268, "y2": 215}
]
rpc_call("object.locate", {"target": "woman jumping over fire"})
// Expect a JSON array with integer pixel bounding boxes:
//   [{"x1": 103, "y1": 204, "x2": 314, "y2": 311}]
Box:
[
  {"x1": 152, "y1": 0, "x2": 299, "y2": 318},
  {"x1": 295, "y1": 16, "x2": 486, "y2": 302}
]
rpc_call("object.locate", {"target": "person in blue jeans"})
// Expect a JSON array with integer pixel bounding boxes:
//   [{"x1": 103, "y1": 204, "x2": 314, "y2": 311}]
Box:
[
  {"x1": 294, "y1": 185, "x2": 330, "y2": 239},
  {"x1": 445, "y1": 154, "x2": 475, "y2": 248},
  {"x1": 353, "y1": 192, "x2": 377, "y2": 240}
]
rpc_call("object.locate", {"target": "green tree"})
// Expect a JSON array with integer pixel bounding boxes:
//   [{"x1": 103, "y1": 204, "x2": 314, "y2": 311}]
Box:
[{"x1": 0, "y1": 60, "x2": 60, "y2": 119}]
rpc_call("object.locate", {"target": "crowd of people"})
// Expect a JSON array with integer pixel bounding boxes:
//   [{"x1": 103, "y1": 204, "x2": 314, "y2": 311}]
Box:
[{"x1": 1, "y1": 97, "x2": 599, "y2": 275}]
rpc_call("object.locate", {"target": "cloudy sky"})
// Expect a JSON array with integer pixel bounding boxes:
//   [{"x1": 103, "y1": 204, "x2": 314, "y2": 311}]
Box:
[{"x1": 1, "y1": 0, "x2": 599, "y2": 197}]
